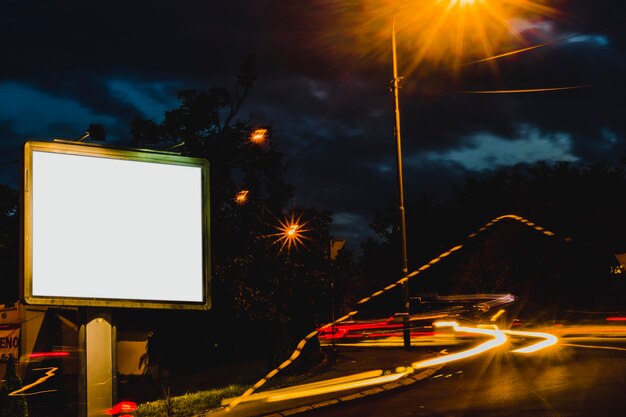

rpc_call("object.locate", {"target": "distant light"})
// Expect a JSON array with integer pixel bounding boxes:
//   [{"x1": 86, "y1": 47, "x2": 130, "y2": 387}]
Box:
[
  {"x1": 607, "y1": 317, "x2": 626, "y2": 321},
  {"x1": 249, "y1": 128, "x2": 268, "y2": 145},
  {"x1": 234, "y1": 190, "x2": 249, "y2": 205}
]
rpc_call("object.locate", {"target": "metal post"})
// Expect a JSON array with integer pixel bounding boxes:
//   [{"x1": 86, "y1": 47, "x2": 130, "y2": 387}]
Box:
[
  {"x1": 78, "y1": 308, "x2": 117, "y2": 417},
  {"x1": 392, "y1": 17, "x2": 411, "y2": 349}
]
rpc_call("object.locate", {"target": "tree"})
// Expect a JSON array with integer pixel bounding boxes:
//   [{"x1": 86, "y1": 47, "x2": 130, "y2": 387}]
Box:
[
  {"x1": 360, "y1": 161, "x2": 626, "y2": 308},
  {"x1": 130, "y1": 57, "x2": 345, "y2": 368},
  {"x1": 0, "y1": 184, "x2": 19, "y2": 304},
  {"x1": 0, "y1": 356, "x2": 29, "y2": 417}
]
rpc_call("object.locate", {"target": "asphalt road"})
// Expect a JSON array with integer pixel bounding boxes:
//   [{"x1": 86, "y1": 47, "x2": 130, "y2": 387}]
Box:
[{"x1": 300, "y1": 340, "x2": 626, "y2": 417}]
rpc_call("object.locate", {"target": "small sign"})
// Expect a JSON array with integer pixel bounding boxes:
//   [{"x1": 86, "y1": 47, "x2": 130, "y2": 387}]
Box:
[{"x1": 0, "y1": 327, "x2": 20, "y2": 362}]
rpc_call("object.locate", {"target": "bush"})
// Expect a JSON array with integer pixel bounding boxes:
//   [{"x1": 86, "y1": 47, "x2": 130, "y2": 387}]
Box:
[{"x1": 0, "y1": 356, "x2": 29, "y2": 417}]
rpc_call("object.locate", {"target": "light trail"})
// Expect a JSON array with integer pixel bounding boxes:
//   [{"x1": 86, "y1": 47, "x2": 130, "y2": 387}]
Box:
[
  {"x1": 490, "y1": 309, "x2": 506, "y2": 322},
  {"x1": 226, "y1": 214, "x2": 564, "y2": 413},
  {"x1": 224, "y1": 322, "x2": 560, "y2": 409},
  {"x1": 561, "y1": 343, "x2": 626, "y2": 352},
  {"x1": 9, "y1": 367, "x2": 59, "y2": 396},
  {"x1": 221, "y1": 370, "x2": 384, "y2": 405},
  {"x1": 412, "y1": 321, "x2": 507, "y2": 369},
  {"x1": 504, "y1": 329, "x2": 559, "y2": 353},
  {"x1": 266, "y1": 368, "x2": 413, "y2": 402},
  {"x1": 549, "y1": 325, "x2": 626, "y2": 336}
]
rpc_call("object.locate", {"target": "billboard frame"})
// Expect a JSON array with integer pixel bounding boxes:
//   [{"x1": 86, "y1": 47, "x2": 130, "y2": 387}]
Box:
[{"x1": 21, "y1": 140, "x2": 211, "y2": 310}]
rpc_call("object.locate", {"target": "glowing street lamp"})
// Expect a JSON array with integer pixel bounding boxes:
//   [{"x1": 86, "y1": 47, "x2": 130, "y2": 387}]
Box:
[
  {"x1": 249, "y1": 128, "x2": 269, "y2": 145},
  {"x1": 391, "y1": 0, "x2": 528, "y2": 348},
  {"x1": 269, "y1": 212, "x2": 311, "y2": 254},
  {"x1": 234, "y1": 190, "x2": 249, "y2": 205}
]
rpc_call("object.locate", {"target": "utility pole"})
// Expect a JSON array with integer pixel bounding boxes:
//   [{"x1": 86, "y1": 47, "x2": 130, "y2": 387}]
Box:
[{"x1": 391, "y1": 18, "x2": 411, "y2": 349}]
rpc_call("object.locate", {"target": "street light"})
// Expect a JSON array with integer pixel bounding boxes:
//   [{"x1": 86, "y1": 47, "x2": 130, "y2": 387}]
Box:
[
  {"x1": 387, "y1": 0, "x2": 553, "y2": 348},
  {"x1": 249, "y1": 127, "x2": 269, "y2": 145},
  {"x1": 390, "y1": 16, "x2": 412, "y2": 349}
]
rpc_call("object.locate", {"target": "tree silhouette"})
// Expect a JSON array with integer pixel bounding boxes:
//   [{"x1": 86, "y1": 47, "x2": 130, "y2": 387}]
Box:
[
  {"x1": 0, "y1": 183, "x2": 18, "y2": 304},
  {"x1": 360, "y1": 161, "x2": 626, "y2": 310},
  {"x1": 130, "y1": 57, "x2": 343, "y2": 369}
]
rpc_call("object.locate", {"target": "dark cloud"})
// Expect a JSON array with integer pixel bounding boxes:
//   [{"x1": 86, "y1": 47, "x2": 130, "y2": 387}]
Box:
[{"x1": 1, "y1": 0, "x2": 625, "y2": 246}]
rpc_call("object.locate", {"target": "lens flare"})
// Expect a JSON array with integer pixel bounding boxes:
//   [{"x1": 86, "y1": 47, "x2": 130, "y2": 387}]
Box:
[
  {"x1": 234, "y1": 190, "x2": 249, "y2": 205},
  {"x1": 249, "y1": 128, "x2": 268, "y2": 145},
  {"x1": 268, "y1": 212, "x2": 311, "y2": 254},
  {"x1": 310, "y1": 0, "x2": 557, "y2": 77}
]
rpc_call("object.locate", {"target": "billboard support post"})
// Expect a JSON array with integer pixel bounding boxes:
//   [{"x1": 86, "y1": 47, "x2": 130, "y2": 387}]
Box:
[{"x1": 78, "y1": 308, "x2": 116, "y2": 417}]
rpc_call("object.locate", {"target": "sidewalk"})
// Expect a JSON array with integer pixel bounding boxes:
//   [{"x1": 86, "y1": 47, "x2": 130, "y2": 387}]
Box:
[{"x1": 197, "y1": 345, "x2": 444, "y2": 417}]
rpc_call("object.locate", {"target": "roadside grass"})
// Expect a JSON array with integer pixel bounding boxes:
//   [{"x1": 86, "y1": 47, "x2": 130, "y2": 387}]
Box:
[
  {"x1": 136, "y1": 345, "x2": 328, "y2": 416},
  {"x1": 137, "y1": 384, "x2": 248, "y2": 417}
]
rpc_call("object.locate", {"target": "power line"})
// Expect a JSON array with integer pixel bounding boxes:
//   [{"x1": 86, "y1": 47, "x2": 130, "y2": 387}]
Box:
[
  {"x1": 286, "y1": 84, "x2": 391, "y2": 163},
  {"x1": 287, "y1": 31, "x2": 591, "y2": 163}
]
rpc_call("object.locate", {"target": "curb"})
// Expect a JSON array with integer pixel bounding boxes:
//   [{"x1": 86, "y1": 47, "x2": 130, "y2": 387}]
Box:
[{"x1": 262, "y1": 364, "x2": 444, "y2": 417}]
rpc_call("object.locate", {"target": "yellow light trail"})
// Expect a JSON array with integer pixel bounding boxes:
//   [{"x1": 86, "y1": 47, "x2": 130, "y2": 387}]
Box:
[
  {"x1": 411, "y1": 321, "x2": 507, "y2": 369},
  {"x1": 266, "y1": 368, "x2": 413, "y2": 402},
  {"x1": 504, "y1": 329, "x2": 559, "y2": 353},
  {"x1": 239, "y1": 323, "x2": 558, "y2": 405},
  {"x1": 561, "y1": 344, "x2": 626, "y2": 352},
  {"x1": 490, "y1": 309, "x2": 506, "y2": 322},
  {"x1": 9, "y1": 367, "x2": 59, "y2": 396},
  {"x1": 221, "y1": 370, "x2": 384, "y2": 405}
]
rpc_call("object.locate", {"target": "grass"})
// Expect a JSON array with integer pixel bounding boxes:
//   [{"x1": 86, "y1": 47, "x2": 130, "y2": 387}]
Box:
[
  {"x1": 137, "y1": 384, "x2": 248, "y2": 417},
  {"x1": 136, "y1": 346, "x2": 329, "y2": 416}
]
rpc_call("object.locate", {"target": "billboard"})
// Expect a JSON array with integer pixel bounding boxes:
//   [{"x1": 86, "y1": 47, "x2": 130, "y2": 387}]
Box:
[{"x1": 22, "y1": 140, "x2": 210, "y2": 309}]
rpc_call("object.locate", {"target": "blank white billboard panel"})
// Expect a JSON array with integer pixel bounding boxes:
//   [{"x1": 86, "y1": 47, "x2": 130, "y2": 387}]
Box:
[{"x1": 22, "y1": 141, "x2": 210, "y2": 309}]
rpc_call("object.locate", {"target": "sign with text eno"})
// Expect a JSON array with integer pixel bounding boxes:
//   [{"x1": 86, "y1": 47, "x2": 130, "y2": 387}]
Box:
[
  {"x1": 22, "y1": 140, "x2": 210, "y2": 310},
  {"x1": 0, "y1": 327, "x2": 19, "y2": 361}
]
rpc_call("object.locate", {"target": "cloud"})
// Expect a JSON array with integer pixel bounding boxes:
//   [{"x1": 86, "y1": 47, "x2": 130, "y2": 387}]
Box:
[
  {"x1": 0, "y1": 82, "x2": 118, "y2": 140},
  {"x1": 421, "y1": 127, "x2": 579, "y2": 171},
  {"x1": 2, "y1": 0, "x2": 626, "y2": 246},
  {"x1": 107, "y1": 80, "x2": 182, "y2": 122}
]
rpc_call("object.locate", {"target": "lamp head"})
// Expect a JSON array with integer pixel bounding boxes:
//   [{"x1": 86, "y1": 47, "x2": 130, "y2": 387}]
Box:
[{"x1": 87, "y1": 123, "x2": 106, "y2": 141}]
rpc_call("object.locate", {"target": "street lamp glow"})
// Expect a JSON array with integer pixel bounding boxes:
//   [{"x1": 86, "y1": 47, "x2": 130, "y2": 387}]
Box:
[
  {"x1": 323, "y1": 0, "x2": 556, "y2": 76},
  {"x1": 249, "y1": 128, "x2": 268, "y2": 145},
  {"x1": 234, "y1": 190, "x2": 249, "y2": 205},
  {"x1": 402, "y1": 0, "x2": 556, "y2": 74},
  {"x1": 445, "y1": 0, "x2": 479, "y2": 8},
  {"x1": 269, "y1": 212, "x2": 311, "y2": 254}
]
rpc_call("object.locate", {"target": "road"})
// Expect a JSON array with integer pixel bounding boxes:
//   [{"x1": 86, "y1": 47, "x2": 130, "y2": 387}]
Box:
[{"x1": 300, "y1": 340, "x2": 626, "y2": 417}]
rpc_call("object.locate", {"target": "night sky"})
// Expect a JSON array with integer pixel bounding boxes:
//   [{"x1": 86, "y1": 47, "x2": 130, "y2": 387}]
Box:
[{"x1": 1, "y1": 0, "x2": 625, "y2": 247}]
